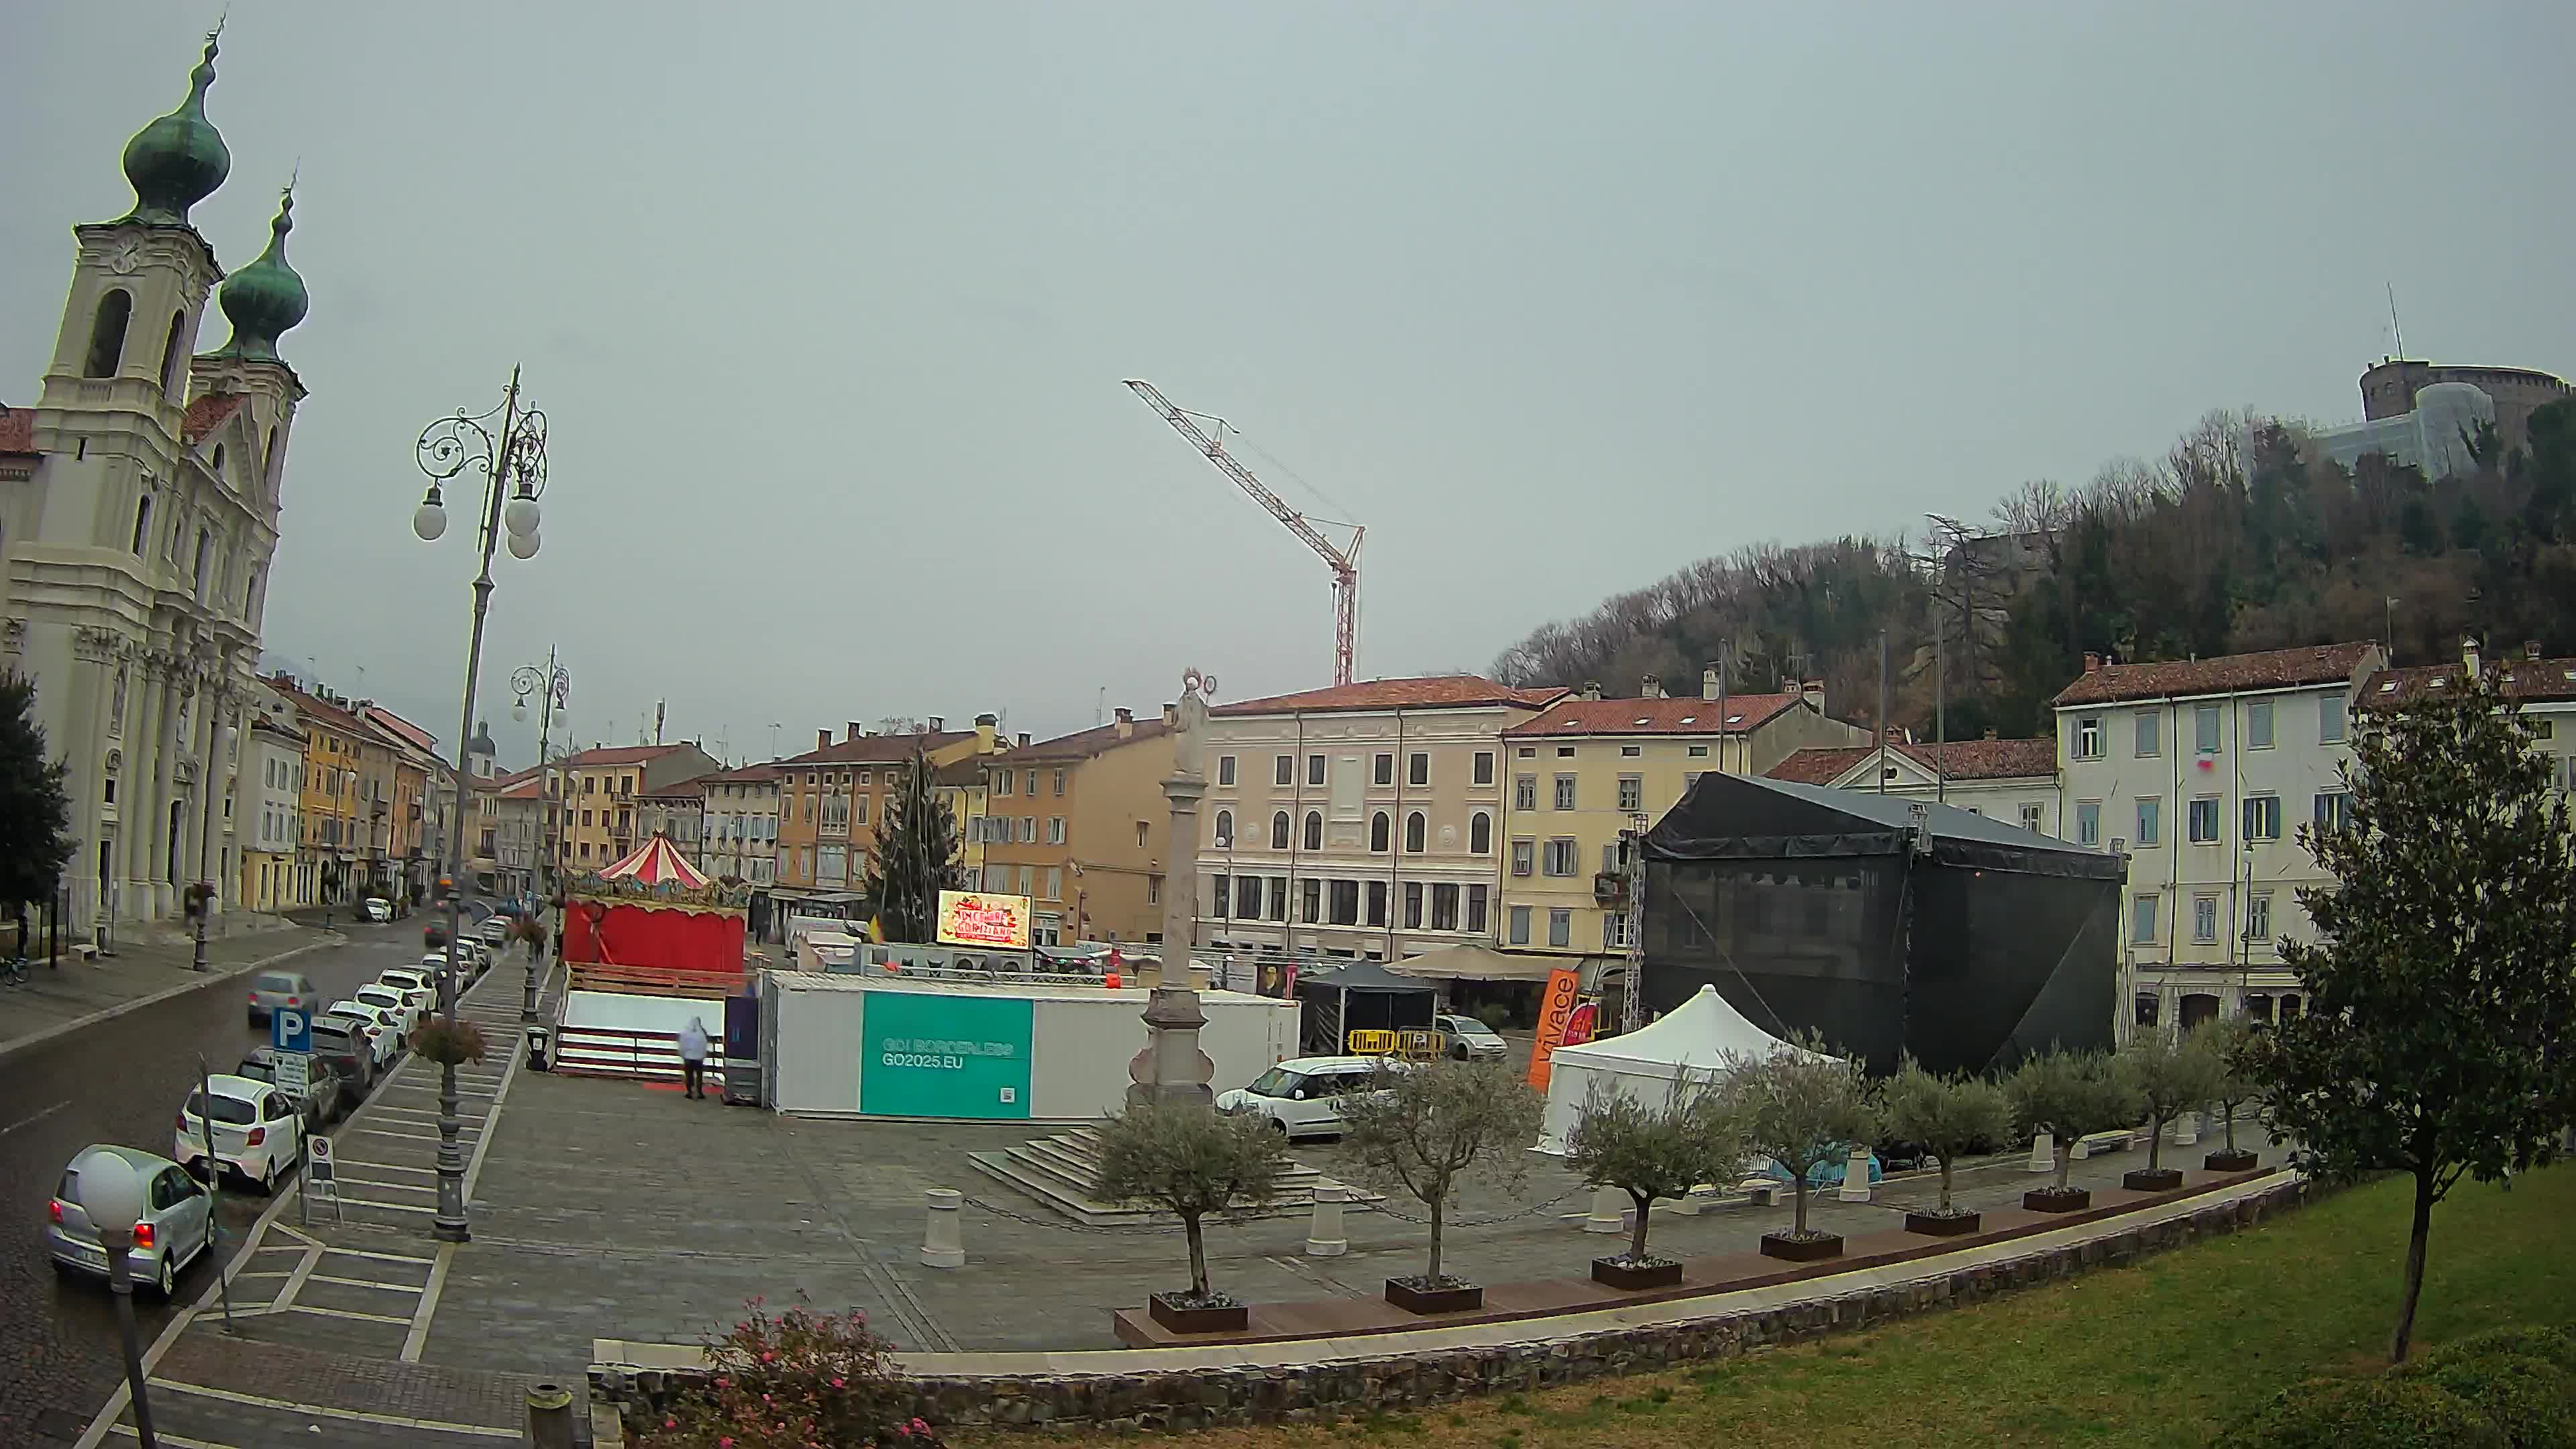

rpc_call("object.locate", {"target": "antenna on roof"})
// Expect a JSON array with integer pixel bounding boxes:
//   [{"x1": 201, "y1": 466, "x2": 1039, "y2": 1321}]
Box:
[{"x1": 2387, "y1": 282, "x2": 2405, "y2": 360}]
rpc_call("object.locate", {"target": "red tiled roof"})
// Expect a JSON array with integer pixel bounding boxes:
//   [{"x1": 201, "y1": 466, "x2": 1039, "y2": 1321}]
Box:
[
  {"x1": 0, "y1": 407, "x2": 35, "y2": 455},
  {"x1": 560, "y1": 743, "x2": 690, "y2": 768},
  {"x1": 2362, "y1": 659, "x2": 2576, "y2": 708},
  {"x1": 773, "y1": 731, "x2": 974, "y2": 767},
  {"x1": 932, "y1": 758, "x2": 989, "y2": 787},
  {"x1": 695, "y1": 763, "x2": 782, "y2": 785},
  {"x1": 1007, "y1": 716, "x2": 1173, "y2": 761},
  {"x1": 1767, "y1": 737, "x2": 2059, "y2": 786},
  {"x1": 1214, "y1": 676, "x2": 1567, "y2": 717},
  {"x1": 182, "y1": 392, "x2": 246, "y2": 444},
  {"x1": 266, "y1": 678, "x2": 364, "y2": 735},
  {"x1": 357, "y1": 706, "x2": 440, "y2": 758},
  {"x1": 1503, "y1": 694, "x2": 1803, "y2": 738},
  {"x1": 2051, "y1": 643, "x2": 2378, "y2": 707},
  {"x1": 496, "y1": 775, "x2": 546, "y2": 800}
]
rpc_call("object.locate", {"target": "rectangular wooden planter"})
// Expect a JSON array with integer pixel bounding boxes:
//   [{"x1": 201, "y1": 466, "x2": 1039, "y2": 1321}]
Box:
[
  {"x1": 1147, "y1": 1293, "x2": 1248, "y2": 1335},
  {"x1": 1759, "y1": 1231, "x2": 1844, "y2": 1263},
  {"x1": 2024, "y1": 1187, "x2": 2092, "y2": 1213},
  {"x1": 1383, "y1": 1278, "x2": 1484, "y2": 1315},
  {"x1": 2123, "y1": 1167, "x2": 2186, "y2": 1192},
  {"x1": 1904, "y1": 1210, "x2": 1981, "y2": 1236},
  {"x1": 1591, "y1": 1256, "x2": 1684, "y2": 1290},
  {"x1": 2204, "y1": 1148, "x2": 2261, "y2": 1173}
]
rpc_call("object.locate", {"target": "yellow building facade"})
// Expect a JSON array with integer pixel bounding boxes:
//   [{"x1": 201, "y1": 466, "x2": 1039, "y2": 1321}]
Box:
[
  {"x1": 977, "y1": 708, "x2": 1175, "y2": 946},
  {"x1": 266, "y1": 678, "x2": 364, "y2": 903}
]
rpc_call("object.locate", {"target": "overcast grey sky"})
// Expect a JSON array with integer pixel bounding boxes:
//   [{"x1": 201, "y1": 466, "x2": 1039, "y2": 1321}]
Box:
[{"x1": 7, "y1": 2, "x2": 2569, "y2": 766}]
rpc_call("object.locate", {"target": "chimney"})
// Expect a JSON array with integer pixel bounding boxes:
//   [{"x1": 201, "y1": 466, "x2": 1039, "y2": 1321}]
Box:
[
  {"x1": 1640, "y1": 674, "x2": 1664, "y2": 699},
  {"x1": 2083, "y1": 652, "x2": 2102, "y2": 674},
  {"x1": 2462, "y1": 635, "x2": 2481, "y2": 680},
  {"x1": 1801, "y1": 680, "x2": 1825, "y2": 711},
  {"x1": 1161, "y1": 702, "x2": 1177, "y2": 727},
  {"x1": 1016, "y1": 732, "x2": 1031, "y2": 747},
  {"x1": 2525, "y1": 639, "x2": 2544, "y2": 661},
  {"x1": 1580, "y1": 680, "x2": 1603, "y2": 702},
  {"x1": 975, "y1": 713, "x2": 998, "y2": 752},
  {"x1": 1702, "y1": 667, "x2": 1721, "y2": 702},
  {"x1": 928, "y1": 716, "x2": 945, "y2": 733},
  {"x1": 816, "y1": 729, "x2": 831, "y2": 752},
  {"x1": 1114, "y1": 706, "x2": 1134, "y2": 739},
  {"x1": 1984, "y1": 727, "x2": 1998, "y2": 740},
  {"x1": 847, "y1": 721, "x2": 865, "y2": 742}
]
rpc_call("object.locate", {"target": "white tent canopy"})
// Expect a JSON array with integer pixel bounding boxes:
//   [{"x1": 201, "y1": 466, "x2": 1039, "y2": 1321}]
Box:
[{"x1": 1535, "y1": 985, "x2": 1838, "y2": 1154}]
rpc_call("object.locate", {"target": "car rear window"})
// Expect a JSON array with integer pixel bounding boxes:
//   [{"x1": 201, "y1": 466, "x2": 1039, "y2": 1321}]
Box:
[
  {"x1": 357, "y1": 987, "x2": 400, "y2": 1004},
  {"x1": 254, "y1": 973, "x2": 303, "y2": 991},
  {"x1": 310, "y1": 1022, "x2": 355, "y2": 1048},
  {"x1": 184, "y1": 1091, "x2": 258, "y2": 1125}
]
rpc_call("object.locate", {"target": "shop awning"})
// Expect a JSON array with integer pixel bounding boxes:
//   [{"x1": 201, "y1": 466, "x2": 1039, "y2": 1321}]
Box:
[{"x1": 1385, "y1": 943, "x2": 1564, "y2": 983}]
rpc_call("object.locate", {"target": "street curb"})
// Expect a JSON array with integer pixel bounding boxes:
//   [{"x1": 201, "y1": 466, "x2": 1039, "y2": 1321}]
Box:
[{"x1": 0, "y1": 931, "x2": 344, "y2": 1068}]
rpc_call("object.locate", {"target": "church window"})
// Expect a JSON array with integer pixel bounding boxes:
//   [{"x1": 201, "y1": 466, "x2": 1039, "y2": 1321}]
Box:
[
  {"x1": 129, "y1": 495, "x2": 153, "y2": 555},
  {"x1": 193, "y1": 527, "x2": 213, "y2": 596},
  {"x1": 158, "y1": 311, "x2": 187, "y2": 394},
  {"x1": 211, "y1": 443, "x2": 225, "y2": 479},
  {"x1": 85, "y1": 289, "x2": 132, "y2": 378},
  {"x1": 264, "y1": 425, "x2": 281, "y2": 495},
  {"x1": 110, "y1": 668, "x2": 127, "y2": 735}
]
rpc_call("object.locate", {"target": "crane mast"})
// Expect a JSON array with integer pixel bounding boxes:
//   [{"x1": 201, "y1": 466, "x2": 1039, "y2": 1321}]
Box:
[{"x1": 1126, "y1": 379, "x2": 1363, "y2": 687}]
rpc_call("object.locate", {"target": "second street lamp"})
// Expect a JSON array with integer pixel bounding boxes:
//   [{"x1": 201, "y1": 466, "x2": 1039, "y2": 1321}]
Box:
[
  {"x1": 511, "y1": 651, "x2": 569, "y2": 1025},
  {"x1": 411, "y1": 366, "x2": 549, "y2": 1243}
]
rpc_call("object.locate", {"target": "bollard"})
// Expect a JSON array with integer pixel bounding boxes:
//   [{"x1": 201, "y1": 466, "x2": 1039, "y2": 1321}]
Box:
[
  {"x1": 1582, "y1": 1185, "x2": 1626, "y2": 1234},
  {"x1": 2027, "y1": 1131, "x2": 2055, "y2": 1174},
  {"x1": 920, "y1": 1187, "x2": 965, "y2": 1269},
  {"x1": 1837, "y1": 1145, "x2": 1873, "y2": 1202},
  {"x1": 1303, "y1": 1183, "x2": 1349, "y2": 1257},
  {"x1": 2171, "y1": 1110, "x2": 2198, "y2": 1147},
  {"x1": 525, "y1": 1381, "x2": 575, "y2": 1449}
]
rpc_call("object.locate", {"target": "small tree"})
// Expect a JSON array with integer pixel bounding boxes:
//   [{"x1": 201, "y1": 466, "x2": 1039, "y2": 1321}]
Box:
[
  {"x1": 2204, "y1": 1018, "x2": 2267, "y2": 1158},
  {"x1": 2008, "y1": 1048, "x2": 2140, "y2": 1195},
  {"x1": 0, "y1": 672, "x2": 74, "y2": 935},
  {"x1": 506, "y1": 914, "x2": 546, "y2": 959},
  {"x1": 857, "y1": 747, "x2": 961, "y2": 944},
  {"x1": 1563, "y1": 1073, "x2": 1747, "y2": 1264},
  {"x1": 1879, "y1": 1057, "x2": 2013, "y2": 1216},
  {"x1": 1092, "y1": 1102, "x2": 1289, "y2": 1305},
  {"x1": 1721, "y1": 1033, "x2": 1878, "y2": 1238},
  {"x1": 2265, "y1": 671, "x2": 2576, "y2": 1363},
  {"x1": 2119, "y1": 1024, "x2": 2224, "y2": 1173},
  {"x1": 1339, "y1": 1059, "x2": 1543, "y2": 1285}
]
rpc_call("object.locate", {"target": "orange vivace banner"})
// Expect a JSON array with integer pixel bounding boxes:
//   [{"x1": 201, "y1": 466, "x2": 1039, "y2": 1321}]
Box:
[
  {"x1": 936, "y1": 890, "x2": 1033, "y2": 949},
  {"x1": 1525, "y1": 967, "x2": 1582, "y2": 1091}
]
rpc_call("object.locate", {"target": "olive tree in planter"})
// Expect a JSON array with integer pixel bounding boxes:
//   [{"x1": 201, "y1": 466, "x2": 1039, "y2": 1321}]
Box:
[
  {"x1": 1723, "y1": 1034, "x2": 1878, "y2": 1262},
  {"x1": 2202, "y1": 1018, "x2": 2267, "y2": 1172},
  {"x1": 1880, "y1": 1057, "x2": 2013, "y2": 1236},
  {"x1": 2117, "y1": 1024, "x2": 2224, "y2": 1191},
  {"x1": 1091, "y1": 1099, "x2": 1290, "y2": 1334},
  {"x1": 2008, "y1": 1049, "x2": 2139, "y2": 1212},
  {"x1": 1563, "y1": 1073, "x2": 1747, "y2": 1288},
  {"x1": 1338, "y1": 1059, "x2": 1542, "y2": 1313}
]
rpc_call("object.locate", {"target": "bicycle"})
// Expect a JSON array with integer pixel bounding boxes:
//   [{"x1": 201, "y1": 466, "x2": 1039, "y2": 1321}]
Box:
[{"x1": 1, "y1": 955, "x2": 30, "y2": 987}]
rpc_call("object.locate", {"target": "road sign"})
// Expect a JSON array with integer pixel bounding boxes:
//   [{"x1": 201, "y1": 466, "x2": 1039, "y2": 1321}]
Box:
[
  {"x1": 307, "y1": 1134, "x2": 335, "y2": 1181},
  {"x1": 305, "y1": 1134, "x2": 339, "y2": 1222},
  {"x1": 272, "y1": 1007, "x2": 312, "y2": 1055},
  {"x1": 274, "y1": 1050, "x2": 311, "y2": 1103}
]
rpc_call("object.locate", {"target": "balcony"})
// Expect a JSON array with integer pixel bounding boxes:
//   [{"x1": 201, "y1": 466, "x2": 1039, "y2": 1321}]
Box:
[{"x1": 1593, "y1": 872, "x2": 1628, "y2": 906}]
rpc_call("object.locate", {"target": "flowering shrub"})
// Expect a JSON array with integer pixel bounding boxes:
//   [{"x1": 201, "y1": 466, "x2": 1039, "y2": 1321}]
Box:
[
  {"x1": 633, "y1": 1296, "x2": 937, "y2": 1448},
  {"x1": 411, "y1": 1016, "x2": 488, "y2": 1066}
]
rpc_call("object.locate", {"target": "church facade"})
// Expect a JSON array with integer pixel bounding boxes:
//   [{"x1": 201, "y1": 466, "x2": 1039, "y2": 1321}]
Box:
[{"x1": 1, "y1": 30, "x2": 313, "y2": 929}]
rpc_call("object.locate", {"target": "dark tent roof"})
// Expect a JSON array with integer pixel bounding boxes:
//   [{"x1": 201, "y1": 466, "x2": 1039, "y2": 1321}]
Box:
[
  {"x1": 1296, "y1": 959, "x2": 1437, "y2": 994},
  {"x1": 1645, "y1": 772, "x2": 2123, "y2": 881}
]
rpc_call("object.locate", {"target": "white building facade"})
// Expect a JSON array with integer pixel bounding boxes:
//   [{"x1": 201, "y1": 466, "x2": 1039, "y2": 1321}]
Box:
[
  {"x1": 238, "y1": 716, "x2": 303, "y2": 912},
  {"x1": 1767, "y1": 736, "x2": 2061, "y2": 837},
  {"x1": 2053, "y1": 643, "x2": 2384, "y2": 1039},
  {"x1": 700, "y1": 765, "x2": 780, "y2": 884},
  {"x1": 2, "y1": 34, "x2": 311, "y2": 928}
]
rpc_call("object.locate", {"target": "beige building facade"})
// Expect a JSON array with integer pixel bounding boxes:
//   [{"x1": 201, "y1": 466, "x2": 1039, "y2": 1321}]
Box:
[{"x1": 977, "y1": 708, "x2": 1175, "y2": 946}]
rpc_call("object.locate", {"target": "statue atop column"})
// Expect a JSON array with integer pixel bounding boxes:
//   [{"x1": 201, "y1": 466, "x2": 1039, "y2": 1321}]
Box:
[{"x1": 1128, "y1": 667, "x2": 1218, "y2": 1110}]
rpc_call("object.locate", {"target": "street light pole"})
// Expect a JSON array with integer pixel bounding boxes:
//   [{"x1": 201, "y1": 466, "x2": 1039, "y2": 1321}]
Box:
[
  {"x1": 412, "y1": 367, "x2": 549, "y2": 1243},
  {"x1": 512, "y1": 650, "x2": 568, "y2": 1026},
  {"x1": 77, "y1": 1150, "x2": 158, "y2": 1448}
]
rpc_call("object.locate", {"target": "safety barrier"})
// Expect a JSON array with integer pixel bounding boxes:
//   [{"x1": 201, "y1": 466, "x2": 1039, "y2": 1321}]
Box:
[
  {"x1": 566, "y1": 963, "x2": 744, "y2": 999},
  {"x1": 549, "y1": 1024, "x2": 727, "y2": 1083}
]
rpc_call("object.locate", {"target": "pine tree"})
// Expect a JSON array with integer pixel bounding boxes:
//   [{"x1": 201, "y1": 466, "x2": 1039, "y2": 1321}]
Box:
[
  {"x1": 0, "y1": 671, "x2": 74, "y2": 926},
  {"x1": 859, "y1": 746, "x2": 961, "y2": 943}
]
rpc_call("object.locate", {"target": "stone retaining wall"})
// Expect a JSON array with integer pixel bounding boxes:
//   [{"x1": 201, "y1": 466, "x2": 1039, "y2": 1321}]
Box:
[{"x1": 593, "y1": 1177, "x2": 2313, "y2": 1434}]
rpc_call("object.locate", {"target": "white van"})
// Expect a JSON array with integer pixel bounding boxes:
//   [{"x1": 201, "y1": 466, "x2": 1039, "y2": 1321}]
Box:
[{"x1": 1216, "y1": 1056, "x2": 1409, "y2": 1139}]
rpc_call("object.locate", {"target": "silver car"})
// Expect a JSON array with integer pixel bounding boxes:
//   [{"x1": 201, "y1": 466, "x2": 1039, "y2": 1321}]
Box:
[
  {"x1": 47, "y1": 1144, "x2": 214, "y2": 1299},
  {"x1": 246, "y1": 969, "x2": 319, "y2": 1026}
]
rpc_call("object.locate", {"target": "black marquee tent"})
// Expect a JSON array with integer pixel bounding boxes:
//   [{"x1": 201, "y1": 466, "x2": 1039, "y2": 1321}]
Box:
[
  {"x1": 1640, "y1": 772, "x2": 2123, "y2": 1075},
  {"x1": 1294, "y1": 959, "x2": 1438, "y2": 1056}
]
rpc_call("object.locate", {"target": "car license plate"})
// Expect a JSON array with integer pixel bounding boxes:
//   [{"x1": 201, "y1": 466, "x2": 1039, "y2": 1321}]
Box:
[{"x1": 71, "y1": 1244, "x2": 108, "y2": 1270}]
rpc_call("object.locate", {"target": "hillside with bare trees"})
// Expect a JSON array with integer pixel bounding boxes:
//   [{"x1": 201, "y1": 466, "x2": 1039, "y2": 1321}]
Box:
[{"x1": 1490, "y1": 398, "x2": 2576, "y2": 739}]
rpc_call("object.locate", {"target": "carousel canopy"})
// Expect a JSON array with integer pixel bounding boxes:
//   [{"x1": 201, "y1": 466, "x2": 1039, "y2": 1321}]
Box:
[{"x1": 596, "y1": 833, "x2": 709, "y2": 889}]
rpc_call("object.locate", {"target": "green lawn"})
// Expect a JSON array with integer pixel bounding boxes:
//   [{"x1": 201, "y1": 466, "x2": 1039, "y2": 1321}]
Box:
[{"x1": 1004, "y1": 1164, "x2": 2575, "y2": 1449}]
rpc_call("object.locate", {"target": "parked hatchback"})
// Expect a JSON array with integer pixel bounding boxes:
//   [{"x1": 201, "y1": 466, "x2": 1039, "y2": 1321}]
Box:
[
  {"x1": 176, "y1": 1075, "x2": 304, "y2": 1194},
  {"x1": 1434, "y1": 1012, "x2": 1511, "y2": 1061},
  {"x1": 47, "y1": 1145, "x2": 213, "y2": 1299},
  {"x1": 1216, "y1": 1056, "x2": 1410, "y2": 1139},
  {"x1": 235, "y1": 1047, "x2": 345, "y2": 1132},
  {"x1": 305, "y1": 1017, "x2": 374, "y2": 1106},
  {"x1": 246, "y1": 970, "x2": 319, "y2": 1027}
]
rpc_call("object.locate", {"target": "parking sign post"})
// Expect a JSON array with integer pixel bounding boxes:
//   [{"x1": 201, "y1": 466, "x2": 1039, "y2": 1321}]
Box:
[{"x1": 193, "y1": 1056, "x2": 237, "y2": 1330}]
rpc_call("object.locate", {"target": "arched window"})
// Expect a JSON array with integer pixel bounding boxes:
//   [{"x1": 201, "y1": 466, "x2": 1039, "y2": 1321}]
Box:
[
  {"x1": 1405, "y1": 811, "x2": 1427, "y2": 853},
  {"x1": 1302, "y1": 810, "x2": 1322, "y2": 851},
  {"x1": 193, "y1": 527, "x2": 213, "y2": 599},
  {"x1": 158, "y1": 311, "x2": 187, "y2": 394},
  {"x1": 263, "y1": 423, "x2": 282, "y2": 495},
  {"x1": 211, "y1": 443, "x2": 225, "y2": 481},
  {"x1": 129, "y1": 494, "x2": 153, "y2": 555},
  {"x1": 1370, "y1": 811, "x2": 1389, "y2": 852},
  {"x1": 1270, "y1": 811, "x2": 1290, "y2": 850},
  {"x1": 85, "y1": 290, "x2": 133, "y2": 378},
  {"x1": 1213, "y1": 809, "x2": 1233, "y2": 848},
  {"x1": 1470, "y1": 810, "x2": 1492, "y2": 854},
  {"x1": 245, "y1": 568, "x2": 260, "y2": 618}
]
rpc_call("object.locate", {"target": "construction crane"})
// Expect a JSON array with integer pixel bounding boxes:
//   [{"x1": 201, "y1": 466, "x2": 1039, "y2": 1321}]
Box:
[{"x1": 1126, "y1": 379, "x2": 1364, "y2": 687}]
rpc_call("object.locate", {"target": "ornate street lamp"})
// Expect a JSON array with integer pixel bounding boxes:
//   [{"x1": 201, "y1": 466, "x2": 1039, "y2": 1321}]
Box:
[
  {"x1": 75, "y1": 1149, "x2": 159, "y2": 1447},
  {"x1": 511, "y1": 650, "x2": 568, "y2": 1024},
  {"x1": 410, "y1": 367, "x2": 547, "y2": 1242}
]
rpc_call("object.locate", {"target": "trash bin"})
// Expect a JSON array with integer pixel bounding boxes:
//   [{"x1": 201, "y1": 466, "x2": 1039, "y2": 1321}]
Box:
[{"x1": 525, "y1": 1024, "x2": 551, "y2": 1071}]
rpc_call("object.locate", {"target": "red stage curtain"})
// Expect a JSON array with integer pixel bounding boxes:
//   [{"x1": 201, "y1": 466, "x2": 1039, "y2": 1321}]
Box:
[{"x1": 564, "y1": 902, "x2": 745, "y2": 976}]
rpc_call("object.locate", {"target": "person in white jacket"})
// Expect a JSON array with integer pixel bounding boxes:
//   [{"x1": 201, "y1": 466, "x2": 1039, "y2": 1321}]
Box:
[{"x1": 678, "y1": 1017, "x2": 711, "y2": 1100}]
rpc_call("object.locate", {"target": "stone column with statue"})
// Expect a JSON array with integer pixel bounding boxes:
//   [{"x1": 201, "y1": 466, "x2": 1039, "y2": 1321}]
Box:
[{"x1": 1127, "y1": 668, "x2": 1219, "y2": 1111}]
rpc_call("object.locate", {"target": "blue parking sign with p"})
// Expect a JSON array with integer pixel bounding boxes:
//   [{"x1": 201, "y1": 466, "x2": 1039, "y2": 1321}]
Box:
[{"x1": 273, "y1": 1007, "x2": 311, "y2": 1054}]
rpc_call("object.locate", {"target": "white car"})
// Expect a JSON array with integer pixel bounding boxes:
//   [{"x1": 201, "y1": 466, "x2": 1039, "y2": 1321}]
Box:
[
  {"x1": 1434, "y1": 1012, "x2": 1511, "y2": 1061},
  {"x1": 380, "y1": 967, "x2": 440, "y2": 1022},
  {"x1": 361, "y1": 897, "x2": 393, "y2": 923},
  {"x1": 352, "y1": 984, "x2": 419, "y2": 1038},
  {"x1": 175, "y1": 1074, "x2": 305, "y2": 1194},
  {"x1": 323, "y1": 1002, "x2": 402, "y2": 1072},
  {"x1": 1216, "y1": 1056, "x2": 1411, "y2": 1139},
  {"x1": 478, "y1": 915, "x2": 511, "y2": 947},
  {"x1": 451, "y1": 937, "x2": 490, "y2": 976}
]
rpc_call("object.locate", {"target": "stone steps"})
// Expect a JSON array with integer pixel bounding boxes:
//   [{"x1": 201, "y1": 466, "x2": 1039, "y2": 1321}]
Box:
[{"x1": 967, "y1": 1126, "x2": 1378, "y2": 1227}]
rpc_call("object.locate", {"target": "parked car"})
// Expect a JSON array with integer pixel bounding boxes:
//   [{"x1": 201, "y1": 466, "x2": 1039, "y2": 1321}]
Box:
[
  {"x1": 377, "y1": 967, "x2": 439, "y2": 1025},
  {"x1": 1216, "y1": 1056, "x2": 1411, "y2": 1139},
  {"x1": 245, "y1": 970, "x2": 319, "y2": 1028},
  {"x1": 323, "y1": 1002, "x2": 402, "y2": 1074},
  {"x1": 47, "y1": 1145, "x2": 213, "y2": 1299},
  {"x1": 361, "y1": 897, "x2": 393, "y2": 923},
  {"x1": 477, "y1": 915, "x2": 511, "y2": 947},
  {"x1": 306, "y1": 1016, "x2": 376, "y2": 1105},
  {"x1": 175, "y1": 1075, "x2": 305, "y2": 1194},
  {"x1": 1433, "y1": 1012, "x2": 1510, "y2": 1061},
  {"x1": 352, "y1": 984, "x2": 418, "y2": 1040},
  {"x1": 235, "y1": 1047, "x2": 345, "y2": 1131},
  {"x1": 455, "y1": 937, "x2": 491, "y2": 976}
]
